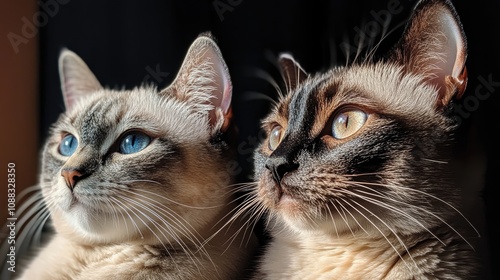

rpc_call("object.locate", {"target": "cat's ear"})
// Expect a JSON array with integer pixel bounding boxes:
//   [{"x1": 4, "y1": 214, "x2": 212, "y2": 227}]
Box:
[
  {"x1": 278, "y1": 53, "x2": 308, "y2": 91},
  {"x1": 58, "y1": 49, "x2": 103, "y2": 110},
  {"x1": 391, "y1": 0, "x2": 467, "y2": 109},
  {"x1": 167, "y1": 33, "x2": 232, "y2": 133}
]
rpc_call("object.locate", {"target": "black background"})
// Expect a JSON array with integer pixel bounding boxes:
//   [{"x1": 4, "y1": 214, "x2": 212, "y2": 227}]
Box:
[{"x1": 36, "y1": 0, "x2": 498, "y2": 279}]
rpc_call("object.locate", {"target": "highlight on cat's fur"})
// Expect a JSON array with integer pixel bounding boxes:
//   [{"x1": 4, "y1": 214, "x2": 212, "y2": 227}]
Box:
[
  {"x1": 7, "y1": 33, "x2": 257, "y2": 280},
  {"x1": 244, "y1": 0, "x2": 481, "y2": 279}
]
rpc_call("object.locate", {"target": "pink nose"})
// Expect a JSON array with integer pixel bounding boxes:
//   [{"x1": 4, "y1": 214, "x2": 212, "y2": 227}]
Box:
[{"x1": 61, "y1": 169, "x2": 82, "y2": 191}]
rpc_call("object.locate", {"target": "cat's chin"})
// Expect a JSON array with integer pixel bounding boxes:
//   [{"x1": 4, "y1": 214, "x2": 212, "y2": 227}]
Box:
[
  {"x1": 258, "y1": 183, "x2": 326, "y2": 233},
  {"x1": 275, "y1": 204, "x2": 423, "y2": 239},
  {"x1": 261, "y1": 191, "x2": 374, "y2": 236},
  {"x1": 274, "y1": 210, "x2": 371, "y2": 238},
  {"x1": 259, "y1": 182, "x2": 302, "y2": 214},
  {"x1": 48, "y1": 194, "x2": 139, "y2": 243},
  {"x1": 53, "y1": 206, "x2": 135, "y2": 243},
  {"x1": 53, "y1": 199, "x2": 208, "y2": 246}
]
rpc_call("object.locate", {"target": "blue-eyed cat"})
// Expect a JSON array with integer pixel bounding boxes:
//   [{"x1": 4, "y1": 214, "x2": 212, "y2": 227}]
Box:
[
  {"x1": 249, "y1": 0, "x2": 481, "y2": 279},
  {"x1": 16, "y1": 33, "x2": 257, "y2": 280}
]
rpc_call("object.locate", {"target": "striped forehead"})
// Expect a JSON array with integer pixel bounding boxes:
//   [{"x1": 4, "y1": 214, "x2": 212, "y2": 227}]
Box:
[
  {"x1": 70, "y1": 97, "x2": 124, "y2": 145},
  {"x1": 285, "y1": 74, "x2": 334, "y2": 137}
]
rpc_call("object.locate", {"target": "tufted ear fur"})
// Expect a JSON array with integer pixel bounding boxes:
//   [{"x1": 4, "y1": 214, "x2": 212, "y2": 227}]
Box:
[
  {"x1": 165, "y1": 33, "x2": 233, "y2": 133},
  {"x1": 390, "y1": 0, "x2": 467, "y2": 109}
]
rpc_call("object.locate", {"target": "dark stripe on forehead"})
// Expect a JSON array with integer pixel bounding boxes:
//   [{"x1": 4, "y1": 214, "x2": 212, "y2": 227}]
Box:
[
  {"x1": 79, "y1": 99, "x2": 114, "y2": 145},
  {"x1": 287, "y1": 76, "x2": 328, "y2": 137},
  {"x1": 113, "y1": 102, "x2": 127, "y2": 126}
]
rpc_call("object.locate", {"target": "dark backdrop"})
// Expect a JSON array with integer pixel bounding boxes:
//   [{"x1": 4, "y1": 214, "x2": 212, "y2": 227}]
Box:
[{"x1": 37, "y1": 0, "x2": 498, "y2": 279}]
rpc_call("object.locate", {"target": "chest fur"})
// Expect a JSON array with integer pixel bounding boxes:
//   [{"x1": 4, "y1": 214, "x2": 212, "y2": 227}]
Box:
[
  {"x1": 257, "y1": 231, "x2": 475, "y2": 280},
  {"x1": 18, "y1": 235, "x2": 223, "y2": 280}
]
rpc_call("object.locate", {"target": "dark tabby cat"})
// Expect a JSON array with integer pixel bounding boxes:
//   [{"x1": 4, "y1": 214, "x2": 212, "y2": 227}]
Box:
[
  {"x1": 15, "y1": 34, "x2": 256, "y2": 280},
  {"x1": 250, "y1": 0, "x2": 480, "y2": 279}
]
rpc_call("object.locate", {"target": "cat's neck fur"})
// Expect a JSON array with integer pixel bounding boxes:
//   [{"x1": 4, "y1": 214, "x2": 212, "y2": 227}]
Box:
[
  {"x1": 258, "y1": 222, "x2": 474, "y2": 280},
  {"x1": 19, "y1": 202, "x2": 254, "y2": 280}
]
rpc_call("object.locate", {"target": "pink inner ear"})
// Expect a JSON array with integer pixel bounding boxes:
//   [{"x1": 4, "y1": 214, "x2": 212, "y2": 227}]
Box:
[
  {"x1": 63, "y1": 80, "x2": 79, "y2": 109},
  {"x1": 59, "y1": 50, "x2": 102, "y2": 110},
  {"x1": 205, "y1": 46, "x2": 233, "y2": 130},
  {"x1": 214, "y1": 59, "x2": 232, "y2": 115},
  {"x1": 428, "y1": 12, "x2": 465, "y2": 91},
  {"x1": 221, "y1": 81, "x2": 232, "y2": 114},
  {"x1": 393, "y1": 0, "x2": 468, "y2": 108},
  {"x1": 449, "y1": 22, "x2": 466, "y2": 80},
  {"x1": 403, "y1": 3, "x2": 467, "y2": 108}
]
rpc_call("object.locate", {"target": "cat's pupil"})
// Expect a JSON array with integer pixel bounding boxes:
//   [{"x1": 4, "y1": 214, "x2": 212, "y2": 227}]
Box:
[
  {"x1": 331, "y1": 109, "x2": 367, "y2": 140},
  {"x1": 338, "y1": 114, "x2": 349, "y2": 128},
  {"x1": 119, "y1": 132, "x2": 151, "y2": 154},
  {"x1": 59, "y1": 134, "x2": 78, "y2": 156}
]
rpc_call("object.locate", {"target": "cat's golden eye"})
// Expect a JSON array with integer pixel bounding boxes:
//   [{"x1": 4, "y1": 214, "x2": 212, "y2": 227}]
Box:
[
  {"x1": 268, "y1": 125, "x2": 284, "y2": 151},
  {"x1": 332, "y1": 109, "x2": 367, "y2": 139}
]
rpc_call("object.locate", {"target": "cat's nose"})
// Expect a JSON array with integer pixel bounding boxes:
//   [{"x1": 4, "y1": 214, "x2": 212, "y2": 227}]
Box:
[
  {"x1": 61, "y1": 169, "x2": 83, "y2": 191},
  {"x1": 265, "y1": 157, "x2": 299, "y2": 184}
]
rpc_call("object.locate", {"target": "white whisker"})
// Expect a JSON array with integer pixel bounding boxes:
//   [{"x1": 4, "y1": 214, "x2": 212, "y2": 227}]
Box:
[
  {"x1": 333, "y1": 200, "x2": 364, "y2": 237},
  {"x1": 252, "y1": 68, "x2": 285, "y2": 100},
  {"x1": 344, "y1": 181, "x2": 447, "y2": 246},
  {"x1": 356, "y1": 181, "x2": 480, "y2": 238},
  {"x1": 422, "y1": 158, "x2": 448, "y2": 164},
  {"x1": 338, "y1": 197, "x2": 418, "y2": 274},
  {"x1": 110, "y1": 197, "x2": 144, "y2": 239},
  {"x1": 119, "y1": 188, "x2": 205, "y2": 243},
  {"x1": 131, "y1": 188, "x2": 224, "y2": 209},
  {"x1": 117, "y1": 195, "x2": 210, "y2": 274}
]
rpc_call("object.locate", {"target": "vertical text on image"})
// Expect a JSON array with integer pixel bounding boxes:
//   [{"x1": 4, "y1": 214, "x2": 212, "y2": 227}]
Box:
[{"x1": 6, "y1": 163, "x2": 16, "y2": 273}]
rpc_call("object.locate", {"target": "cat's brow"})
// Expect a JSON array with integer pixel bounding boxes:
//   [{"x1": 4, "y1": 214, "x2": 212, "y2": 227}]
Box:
[
  {"x1": 288, "y1": 75, "x2": 330, "y2": 138},
  {"x1": 79, "y1": 99, "x2": 114, "y2": 145}
]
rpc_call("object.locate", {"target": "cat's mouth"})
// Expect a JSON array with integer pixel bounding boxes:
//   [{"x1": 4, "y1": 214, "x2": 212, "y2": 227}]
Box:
[
  {"x1": 62, "y1": 185, "x2": 106, "y2": 212},
  {"x1": 64, "y1": 193, "x2": 93, "y2": 212},
  {"x1": 260, "y1": 172, "x2": 304, "y2": 210},
  {"x1": 68, "y1": 194, "x2": 94, "y2": 210}
]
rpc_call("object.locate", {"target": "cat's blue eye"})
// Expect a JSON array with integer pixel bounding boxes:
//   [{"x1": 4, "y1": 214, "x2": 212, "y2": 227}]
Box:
[
  {"x1": 59, "y1": 134, "x2": 78, "y2": 156},
  {"x1": 332, "y1": 109, "x2": 368, "y2": 140},
  {"x1": 119, "y1": 132, "x2": 151, "y2": 154}
]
